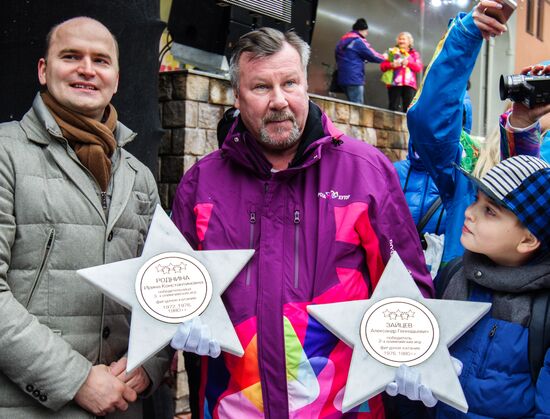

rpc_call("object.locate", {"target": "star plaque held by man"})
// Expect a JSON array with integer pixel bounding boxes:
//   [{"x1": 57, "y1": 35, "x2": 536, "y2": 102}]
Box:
[
  {"x1": 78, "y1": 205, "x2": 254, "y2": 371},
  {"x1": 308, "y1": 252, "x2": 490, "y2": 413}
]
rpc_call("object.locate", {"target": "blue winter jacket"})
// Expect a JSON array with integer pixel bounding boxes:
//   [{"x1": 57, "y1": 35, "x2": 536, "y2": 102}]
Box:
[
  {"x1": 437, "y1": 250, "x2": 550, "y2": 418},
  {"x1": 335, "y1": 31, "x2": 384, "y2": 86},
  {"x1": 407, "y1": 11, "x2": 542, "y2": 265},
  {"x1": 394, "y1": 141, "x2": 445, "y2": 235},
  {"x1": 462, "y1": 91, "x2": 472, "y2": 134}
]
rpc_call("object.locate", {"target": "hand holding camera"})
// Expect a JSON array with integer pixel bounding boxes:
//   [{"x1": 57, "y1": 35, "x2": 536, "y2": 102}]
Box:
[{"x1": 505, "y1": 64, "x2": 550, "y2": 128}]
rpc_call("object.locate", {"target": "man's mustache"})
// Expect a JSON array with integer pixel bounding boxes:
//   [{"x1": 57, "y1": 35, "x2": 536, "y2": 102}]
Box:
[{"x1": 263, "y1": 111, "x2": 297, "y2": 124}]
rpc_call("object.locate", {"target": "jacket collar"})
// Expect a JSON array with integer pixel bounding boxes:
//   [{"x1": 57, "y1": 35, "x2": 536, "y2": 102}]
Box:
[
  {"x1": 21, "y1": 93, "x2": 136, "y2": 147},
  {"x1": 464, "y1": 250, "x2": 550, "y2": 293}
]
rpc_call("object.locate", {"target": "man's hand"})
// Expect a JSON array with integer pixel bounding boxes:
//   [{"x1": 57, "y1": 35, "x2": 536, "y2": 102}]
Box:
[
  {"x1": 171, "y1": 317, "x2": 221, "y2": 357},
  {"x1": 385, "y1": 358, "x2": 462, "y2": 407},
  {"x1": 109, "y1": 357, "x2": 151, "y2": 394},
  {"x1": 74, "y1": 365, "x2": 137, "y2": 416},
  {"x1": 509, "y1": 64, "x2": 550, "y2": 128},
  {"x1": 472, "y1": 0, "x2": 508, "y2": 40}
]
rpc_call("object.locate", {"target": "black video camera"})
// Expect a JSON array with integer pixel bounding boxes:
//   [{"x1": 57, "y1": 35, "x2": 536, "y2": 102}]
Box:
[{"x1": 499, "y1": 73, "x2": 550, "y2": 108}]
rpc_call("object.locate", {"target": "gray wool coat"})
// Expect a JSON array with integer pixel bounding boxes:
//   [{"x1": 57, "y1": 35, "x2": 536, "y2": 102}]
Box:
[{"x1": 0, "y1": 94, "x2": 171, "y2": 418}]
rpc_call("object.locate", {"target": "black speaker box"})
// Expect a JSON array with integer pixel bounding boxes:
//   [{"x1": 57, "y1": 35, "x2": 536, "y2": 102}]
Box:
[{"x1": 168, "y1": 0, "x2": 317, "y2": 59}]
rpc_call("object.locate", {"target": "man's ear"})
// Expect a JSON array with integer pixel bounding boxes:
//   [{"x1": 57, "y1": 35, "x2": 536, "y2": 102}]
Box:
[
  {"x1": 517, "y1": 231, "x2": 541, "y2": 254},
  {"x1": 114, "y1": 73, "x2": 119, "y2": 95},
  {"x1": 234, "y1": 90, "x2": 240, "y2": 110},
  {"x1": 38, "y1": 58, "x2": 47, "y2": 86}
]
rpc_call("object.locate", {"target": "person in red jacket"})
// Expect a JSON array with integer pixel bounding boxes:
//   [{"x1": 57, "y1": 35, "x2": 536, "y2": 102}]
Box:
[{"x1": 380, "y1": 32, "x2": 423, "y2": 112}]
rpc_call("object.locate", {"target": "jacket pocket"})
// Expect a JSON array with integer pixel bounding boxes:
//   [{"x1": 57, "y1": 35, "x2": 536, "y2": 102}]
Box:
[
  {"x1": 25, "y1": 228, "x2": 55, "y2": 308},
  {"x1": 245, "y1": 209, "x2": 256, "y2": 286},
  {"x1": 133, "y1": 191, "x2": 152, "y2": 215},
  {"x1": 293, "y1": 208, "x2": 301, "y2": 289},
  {"x1": 479, "y1": 323, "x2": 497, "y2": 375}
]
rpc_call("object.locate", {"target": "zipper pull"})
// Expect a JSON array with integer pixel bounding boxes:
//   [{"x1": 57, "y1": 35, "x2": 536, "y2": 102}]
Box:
[
  {"x1": 294, "y1": 210, "x2": 301, "y2": 224},
  {"x1": 488, "y1": 324, "x2": 497, "y2": 338},
  {"x1": 46, "y1": 231, "x2": 54, "y2": 249},
  {"x1": 100, "y1": 192, "x2": 107, "y2": 210},
  {"x1": 249, "y1": 211, "x2": 256, "y2": 224}
]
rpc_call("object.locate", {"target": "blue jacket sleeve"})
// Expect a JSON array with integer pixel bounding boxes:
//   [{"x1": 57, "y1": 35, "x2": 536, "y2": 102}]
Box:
[
  {"x1": 354, "y1": 38, "x2": 385, "y2": 64},
  {"x1": 407, "y1": 11, "x2": 482, "y2": 207},
  {"x1": 534, "y1": 348, "x2": 550, "y2": 418}
]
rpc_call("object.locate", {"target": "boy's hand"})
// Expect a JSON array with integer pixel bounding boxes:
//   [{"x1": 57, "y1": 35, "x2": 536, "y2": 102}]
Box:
[
  {"x1": 509, "y1": 64, "x2": 550, "y2": 128},
  {"x1": 472, "y1": 1, "x2": 508, "y2": 40}
]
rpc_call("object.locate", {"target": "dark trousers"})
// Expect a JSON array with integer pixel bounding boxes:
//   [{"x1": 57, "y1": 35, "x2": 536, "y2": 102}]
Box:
[{"x1": 388, "y1": 86, "x2": 416, "y2": 112}]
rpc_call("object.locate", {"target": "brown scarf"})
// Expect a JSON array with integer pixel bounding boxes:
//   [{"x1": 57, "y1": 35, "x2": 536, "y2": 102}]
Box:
[{"x1": 41, "y1": 91, "x2": 117, "y2": 191}]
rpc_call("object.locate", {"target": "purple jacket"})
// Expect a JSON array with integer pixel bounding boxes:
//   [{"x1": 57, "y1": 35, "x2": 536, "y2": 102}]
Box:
[{"x1": 171, "y1": 103, "x2": 433, "y2": 419}]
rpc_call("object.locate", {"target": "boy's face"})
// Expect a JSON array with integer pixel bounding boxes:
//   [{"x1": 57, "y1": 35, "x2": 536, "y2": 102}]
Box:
[{"x1": 460, "y1": 191, "x2": 532, "y2": 266}]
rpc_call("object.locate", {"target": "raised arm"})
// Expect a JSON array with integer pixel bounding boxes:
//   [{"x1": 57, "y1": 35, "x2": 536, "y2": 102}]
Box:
[{"x1": 407, "y1": 2, "x2": 506, "y2": 206}]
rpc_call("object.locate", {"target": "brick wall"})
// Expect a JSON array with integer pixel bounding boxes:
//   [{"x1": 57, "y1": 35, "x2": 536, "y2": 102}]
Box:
[{"x1": 158, "y1": 69, "x2": 409, "y2": 210}]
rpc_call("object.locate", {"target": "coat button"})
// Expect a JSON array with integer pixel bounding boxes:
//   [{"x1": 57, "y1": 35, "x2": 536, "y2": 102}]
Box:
[
  {"x1": 107, "y1": 231, "x2": 113, "y2": 241},
  {"x1": 32, "y1": 389, "x2": 40, "y2": 398},
  {"x1": 474, "y1": 270, "x2": 482, "y2": 278},
  {"x1": 26, "y1": 384, "x2": 34, "y2": 392},
  {"x1": 102, "y1": 326, "x2": 110, "y2": 339},
  {"x1": 233, "y1": 137, "x2": 239, "y2": 143},
  {"x1": 39, "y1": 394, "x2": 48, "y2": 402}
]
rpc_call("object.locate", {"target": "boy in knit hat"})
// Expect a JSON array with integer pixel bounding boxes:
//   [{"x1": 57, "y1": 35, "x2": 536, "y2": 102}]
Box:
[{"x1": 387, "y1": 155, "x2": 550, "y2": 417}]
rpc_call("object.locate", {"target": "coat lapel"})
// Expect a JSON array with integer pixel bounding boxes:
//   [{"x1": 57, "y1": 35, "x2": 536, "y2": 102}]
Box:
[{"x1": 107, "y1": 149, "x2": 137, "y2": 233}]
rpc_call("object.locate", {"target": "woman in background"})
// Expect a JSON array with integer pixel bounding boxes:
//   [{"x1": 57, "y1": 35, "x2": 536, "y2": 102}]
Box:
[{"x1": 380, "y1": 32, "x2": 422, "y2": 112}]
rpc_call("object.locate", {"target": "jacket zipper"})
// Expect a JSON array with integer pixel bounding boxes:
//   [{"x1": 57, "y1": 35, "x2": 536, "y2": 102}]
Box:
[
  {"x1": 480, "y1": 324, "x2": 497, "y2": 374},
  {"x1": 245, "y1": 211, "x2": 256, "y2": 286},
  {"x1": 25, "y1": 228, "x2": 55, "y2": 308},
  {"x1": 294, "y1": 209, "x2": 301, "y2": 288},
  {"x1": 100, "y1": 191, "x2": 108, "y2": 211}
]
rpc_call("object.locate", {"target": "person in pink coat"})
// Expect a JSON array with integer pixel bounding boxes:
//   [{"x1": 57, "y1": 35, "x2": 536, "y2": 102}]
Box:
[{"x1": 380, "y1": 32, "x2": 423, "y2": 112}]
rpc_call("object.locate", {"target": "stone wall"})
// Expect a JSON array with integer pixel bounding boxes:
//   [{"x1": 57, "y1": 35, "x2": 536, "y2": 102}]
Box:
[{"x1": 158, "y1": 69, "x2": 409, "y2": 210}]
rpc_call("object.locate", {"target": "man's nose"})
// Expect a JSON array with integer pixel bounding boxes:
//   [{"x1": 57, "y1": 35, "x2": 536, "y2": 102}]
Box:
[
  {"x1": 77, "y1": 57, "x2": 96, "y2": 77},
  {"x1": 269, "y1": 86, "x2": 289, "y2": 110}
]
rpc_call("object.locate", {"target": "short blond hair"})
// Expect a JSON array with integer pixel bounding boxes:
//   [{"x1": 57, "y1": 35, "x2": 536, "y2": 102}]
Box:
[{"x1": 397, "y1": 32, "x2": 414, "y2": 48}]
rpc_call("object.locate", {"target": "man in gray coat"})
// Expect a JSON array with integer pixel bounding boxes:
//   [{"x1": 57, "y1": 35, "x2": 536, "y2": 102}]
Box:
[{"x1": 0, "y1": 17, "x2": 170, "y2": 418}]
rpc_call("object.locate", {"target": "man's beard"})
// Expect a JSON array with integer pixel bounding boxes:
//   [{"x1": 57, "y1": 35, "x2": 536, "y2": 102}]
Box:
[{"x1": 258, "y1": 110, "x2": 301, "y2": 151}]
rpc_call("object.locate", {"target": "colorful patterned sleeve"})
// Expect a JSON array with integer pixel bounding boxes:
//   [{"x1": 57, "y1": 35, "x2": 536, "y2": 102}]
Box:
[{"x1": 499, "y1": 110, "x2": 542, "y2": 159}]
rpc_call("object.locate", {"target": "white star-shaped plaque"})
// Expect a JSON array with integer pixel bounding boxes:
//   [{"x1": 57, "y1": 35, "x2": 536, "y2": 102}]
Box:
[
  {"x1": 77, "y1": 205, "x2": 254, "y2": 372},
  {"x1": 307, "y1": 252, "x2": 490, "y2": 413}
]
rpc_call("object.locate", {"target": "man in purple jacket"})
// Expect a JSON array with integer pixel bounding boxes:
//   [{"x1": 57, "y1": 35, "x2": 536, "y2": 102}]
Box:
[{"x1": 171, "y1": 27, "x2": 433, "y2": 419}]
